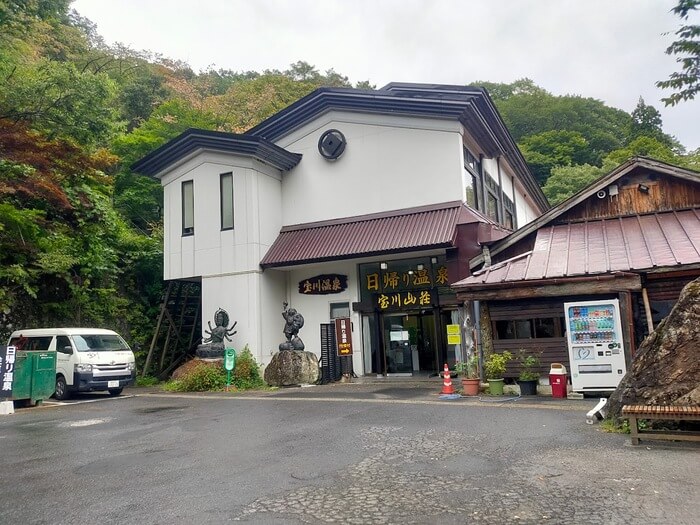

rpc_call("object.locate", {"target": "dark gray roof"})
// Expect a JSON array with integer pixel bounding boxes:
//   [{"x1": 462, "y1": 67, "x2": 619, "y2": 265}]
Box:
[
  {"x1": 247, "y1": 83, "x2": 549, "y2": 212},
  {"x1": 131, "y1": 128, "x2": 302, "y2": 176}
]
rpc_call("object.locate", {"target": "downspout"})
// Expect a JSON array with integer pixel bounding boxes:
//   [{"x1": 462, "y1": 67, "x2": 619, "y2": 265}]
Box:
[{"x1": 497, "y1": 156, "x2": 505, "y2": 224}]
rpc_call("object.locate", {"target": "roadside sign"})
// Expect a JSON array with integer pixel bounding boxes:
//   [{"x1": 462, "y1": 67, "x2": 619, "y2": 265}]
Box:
[
  {"x1": 334, "y1": 318, "x2": 353, "y2": 356},
  {"x1": 224, "y1": 348, "x2": 236, "y2": 391},
  {"x1": 224, "y1": 348, "x2": 236, "y2": 371},
  {"x1": 0, "y1": 346, "x2": 16, "y2": 398}
]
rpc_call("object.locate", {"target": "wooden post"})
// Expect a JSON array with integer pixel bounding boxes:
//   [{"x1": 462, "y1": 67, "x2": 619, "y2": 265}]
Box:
[
  {"x1": 142, "y1": 281, "x2": 173, "y2": 377},
  {"x1": 618, "y1": 291, "x2": 635, "y2": 364},
  {"x1": 642, "y1": 288, "x2": 654, "y2": 334}
]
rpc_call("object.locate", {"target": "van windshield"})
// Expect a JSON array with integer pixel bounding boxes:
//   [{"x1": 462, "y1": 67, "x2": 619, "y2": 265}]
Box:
[{"x1": 72, "y1": 334, "x2": 129, "y2": 352}]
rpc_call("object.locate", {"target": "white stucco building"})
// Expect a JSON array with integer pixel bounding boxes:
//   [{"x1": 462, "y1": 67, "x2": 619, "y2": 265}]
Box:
[{"x1": 133, "y1": 83, "x2": 548, "y2": 377}]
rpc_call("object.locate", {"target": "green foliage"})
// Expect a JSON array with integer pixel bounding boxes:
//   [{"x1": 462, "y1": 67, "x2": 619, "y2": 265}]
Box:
[
  {"x1": 231, "y1": 346, "x2": 265, "y2": 389},
  {"x1": 517, "y1": 350, "x2": 541, "y2": 381},
  {"x1": 165, "y1": 361, "x2": 227, "y2": 392},
  {"x1": 455, "y1": 354, "x2": 479, "y2": 378},
  {"x1": 164, "y1": 346, "x2": 264, "y2": 392},
  {"x1": 657, "y1": 0, "x2": 700, "y2": 106},
  {"x1": 519, "y1": 130, "x2": 592, "y2": 184},
  {"x1": 136, "y1": 375, "x2": 161, "y2": 387},
  {"x1": 0, "y1": 59, "x2": 121, "y2": 147},
  {"x1": 604, "y1": 136, "x2": 678, "y2": 166},
  {"x1": 472, "y1": 78, "x2": 547, "y2": 101},
  {"x1": 542, "y1": 163, "x2": 606, "y2": 204},
  {"x1": 484, "y1": 351, "x2": 512, "y2": 379}
]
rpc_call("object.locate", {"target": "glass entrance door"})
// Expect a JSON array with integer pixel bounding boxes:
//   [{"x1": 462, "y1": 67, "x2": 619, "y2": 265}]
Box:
[{"x1": 382, "y1": 313, "x2": 438, "y2": 375}]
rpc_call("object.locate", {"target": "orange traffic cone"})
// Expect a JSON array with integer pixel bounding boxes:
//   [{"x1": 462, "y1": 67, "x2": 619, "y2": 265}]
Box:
[{"x1": 441, "y1": 363, "x2": 455, "y2": 395}]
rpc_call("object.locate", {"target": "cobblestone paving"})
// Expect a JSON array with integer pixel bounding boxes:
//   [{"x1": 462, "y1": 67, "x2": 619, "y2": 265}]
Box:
[{"x1": 234, "y1": 425, "x2": 697, "y2": 524}]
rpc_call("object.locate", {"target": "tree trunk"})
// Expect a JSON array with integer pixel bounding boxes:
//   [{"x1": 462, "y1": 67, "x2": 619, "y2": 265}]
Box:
[{"x1": 607, "y1": 277, "x2": 700, "y2": 424}]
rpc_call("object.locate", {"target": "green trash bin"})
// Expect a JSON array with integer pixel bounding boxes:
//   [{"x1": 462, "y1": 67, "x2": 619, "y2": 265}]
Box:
[{"x1": 11, "y1": 351, "x2": 56, "y2": 406}]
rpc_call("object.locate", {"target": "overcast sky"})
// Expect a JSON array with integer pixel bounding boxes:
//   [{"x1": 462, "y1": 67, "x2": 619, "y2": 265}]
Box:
[{"x1": 72, "y1": 0, "x2": 700, "y2": 151}]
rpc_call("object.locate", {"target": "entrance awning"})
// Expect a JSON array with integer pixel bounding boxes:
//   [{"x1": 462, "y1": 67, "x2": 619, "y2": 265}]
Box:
[{"x1": 261, "y1": 201, "x2": 500, "y2": 268}]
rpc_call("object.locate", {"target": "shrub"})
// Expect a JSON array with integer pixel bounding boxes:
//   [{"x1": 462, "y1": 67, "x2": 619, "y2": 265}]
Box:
[
  {"x1": 231, "y1": 346, "x2": 265, "y2": 390},
  {"x1": 165, "y1": 361, "x2": 226, "y2": 392},
  {"x1": 517, "y1": 350, "x2": 542, "y2": 381},
  {"x1": 484, "y1": 351, "x2": 512, "y2": 379},
  {"x1": 136, "y1": 375, "x2": 160, "y2": 387},
  {"x1": 163, "y1": 345, "x2": 264, "y2": 392}
]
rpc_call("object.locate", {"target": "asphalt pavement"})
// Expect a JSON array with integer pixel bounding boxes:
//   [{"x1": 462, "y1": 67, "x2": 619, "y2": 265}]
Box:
[{"x1": 0, "y1": 383, "x2": 697, "y2": 524}]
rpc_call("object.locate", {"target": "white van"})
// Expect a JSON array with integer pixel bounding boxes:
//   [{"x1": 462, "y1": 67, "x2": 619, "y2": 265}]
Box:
[{"x1": 8, "y1": 328, "x2": 136, "y2": 399}]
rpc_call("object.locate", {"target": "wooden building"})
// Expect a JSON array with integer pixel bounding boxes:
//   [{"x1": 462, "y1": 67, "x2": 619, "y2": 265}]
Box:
[{"x1": 452, "y1": 157, "x2": 700, "y2": 379}]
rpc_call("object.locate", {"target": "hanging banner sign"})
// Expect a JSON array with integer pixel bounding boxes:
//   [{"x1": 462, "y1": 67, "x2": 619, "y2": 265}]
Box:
[
  {"x1": 0, "y1": 346, "x2": 16, "y2": 398},
  {"x1": 334, "y1": 317, "x2": 353, "y2": 356},
  {"x1": 299, "y1": 274, "x2": 348, "y2": 295}
]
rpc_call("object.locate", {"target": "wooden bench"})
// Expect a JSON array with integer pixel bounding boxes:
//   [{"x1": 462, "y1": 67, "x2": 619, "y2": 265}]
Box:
[{"x1": 622, "y1": 405, "x2": 700, "y2": 445}]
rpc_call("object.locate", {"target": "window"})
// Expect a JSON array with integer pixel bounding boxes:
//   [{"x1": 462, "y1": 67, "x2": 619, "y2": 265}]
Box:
[
  {"x1": 494, "y1": 317, "x2": 564, "y2": 340},
  {"x1": 465, "y1": 173, "x2": 480, "y2": 210},
  {"x1": 56, "y1": 335, "x2": 72, "y2": 353},
  {"x1": 9, "y1": 336, "x2": 53, "y2": 351},
  {"x1": 485, "y1": 174, "x2": 500, "y2": 222},
  {"x1": 220, "y1": 172, "x2": 234, "y2": 230},
  {"x1": 182, "y1": 180, "x2": 194, "y2": 235},
  {"x1": 504, "y1": 194, "x2": 515, "y2": 229},
  {"x1": 463, "y1": 147, "x2": 482, "y2": 212},
  {"x1": 463, "y1": 147, "x2": 480, "y2": 174},
  {"x1": 330, "y1": 302, "x2": 350, "y2": 319}
]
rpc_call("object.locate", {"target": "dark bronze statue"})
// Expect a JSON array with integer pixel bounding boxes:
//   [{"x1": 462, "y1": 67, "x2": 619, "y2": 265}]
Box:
[
  {"x1": 196, "y1": 308, "x2": 237, "y2": 358},
  {"x1": 279, "y1": 301, "x2": 305, "y2": 351}
]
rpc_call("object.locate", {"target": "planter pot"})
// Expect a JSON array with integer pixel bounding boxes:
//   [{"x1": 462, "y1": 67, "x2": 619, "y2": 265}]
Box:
[
  {"x1": 517, "y1": 379, "x2": 538, "y2": 396},
  {"x1": 487, "y1": 378, "x2": 505, "y2": 395},
  {"x1": 460, "y1": 378, "x2": 481, "y2": 396}
]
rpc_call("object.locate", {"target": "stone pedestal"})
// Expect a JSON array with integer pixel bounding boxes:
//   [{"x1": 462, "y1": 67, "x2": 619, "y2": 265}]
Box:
[
  {"x1": 264, "y1": 350, "x2": 319, "y2": 386},
  {"x1": 196, "y1": 343, "x2": 225, "y2": 359}
]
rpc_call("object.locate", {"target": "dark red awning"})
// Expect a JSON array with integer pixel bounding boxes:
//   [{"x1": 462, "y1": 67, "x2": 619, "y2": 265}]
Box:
[
  {"x1": 454, "y1": 209, "x2": 700, "y2": 288},
  {"x1": 261, "y1": 201, "x2": 499, "y2": 268}
]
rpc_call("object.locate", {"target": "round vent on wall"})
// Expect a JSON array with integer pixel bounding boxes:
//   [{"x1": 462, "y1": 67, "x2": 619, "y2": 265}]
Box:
[
  {"x1": 596, "y1": 190, "x2": 607, "y2": 199},
  {"x1": 318, "y1": 129, "x2": 347, "y2": 160}
]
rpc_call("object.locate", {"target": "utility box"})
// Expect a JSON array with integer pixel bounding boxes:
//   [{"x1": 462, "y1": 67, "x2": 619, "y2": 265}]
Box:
[{"x1": 11, "y1": 351, "x2": 56, "y2": 405}]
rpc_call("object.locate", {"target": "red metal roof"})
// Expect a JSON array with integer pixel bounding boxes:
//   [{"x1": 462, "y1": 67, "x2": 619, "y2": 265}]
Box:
[
  {"x1": 260, "y1": 201, "x2": 494, "y2": 268},
  {"x1": 453, "y1": 209, "x2": 700, "y2": 288}
]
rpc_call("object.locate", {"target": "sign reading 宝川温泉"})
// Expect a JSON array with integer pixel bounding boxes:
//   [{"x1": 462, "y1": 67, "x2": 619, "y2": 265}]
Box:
[
  {"x1": 0, "y1": 346, "x2": 16, "y2": 398},
  {"x1": 299, "y1": 274, "x2": 348, "y2": 295},
  {"x1": 334, "y1": 318, "x2": 353, "y2": 356}
]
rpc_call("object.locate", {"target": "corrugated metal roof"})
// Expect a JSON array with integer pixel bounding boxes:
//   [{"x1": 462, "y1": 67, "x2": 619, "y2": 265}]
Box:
[
  {"x1": 260, "y1": 202, "x2": 480, "y2": 268},
  {"x1": 454, "y1": 209, "x2": 700, "y2": 288}
]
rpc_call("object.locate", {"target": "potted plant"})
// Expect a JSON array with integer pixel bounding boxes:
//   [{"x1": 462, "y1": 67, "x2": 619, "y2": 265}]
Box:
[
  {"x1": 484, "y1": 351, "x2": 512, "y2": 395},
  {"x1": 516, "y1": 350, "x2": 541, "y2": 396},
  {"x1": 454, "y1": 354, "x2": 480, "y2": 396}
]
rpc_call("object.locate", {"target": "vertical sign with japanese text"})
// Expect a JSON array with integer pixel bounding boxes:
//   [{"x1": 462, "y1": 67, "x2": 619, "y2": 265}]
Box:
[
  {"x1": 334, "y1": 318, "x2": 353, "y2": 356},
  {"x1": 0, "y1": 346, "x2": 16, "y2": 398}
]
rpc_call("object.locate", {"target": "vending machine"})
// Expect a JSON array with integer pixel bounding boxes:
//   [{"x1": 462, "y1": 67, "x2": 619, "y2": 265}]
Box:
[{"x1": 564, "y1": 299, "x2": 627, "y2": 393}]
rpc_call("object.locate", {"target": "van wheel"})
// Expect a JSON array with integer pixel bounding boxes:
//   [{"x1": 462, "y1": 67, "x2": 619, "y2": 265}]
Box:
[
  {"x1": 108, "y1": 388, "x2": 123, "y2": 397},
  {"x1": 54, "y1": 376, "x2": 70, "y2": 400}
]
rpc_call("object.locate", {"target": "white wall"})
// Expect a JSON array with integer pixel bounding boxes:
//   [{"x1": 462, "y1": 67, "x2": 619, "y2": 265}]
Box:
[
  {"x1": 285, "y1": 261, "x2": 364, "y2": 375},
  {"x1": 159, "y1": 151, "x2": 283, "y2": 281},
  {"x1": 277, "y1": 111, "x2": 465, "y2": 225}
]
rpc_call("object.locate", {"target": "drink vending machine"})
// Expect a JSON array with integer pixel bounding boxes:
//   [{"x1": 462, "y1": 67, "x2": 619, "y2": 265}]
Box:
[{"x1": 564, "y1": 299, "x2": 627, "y2": 392}]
